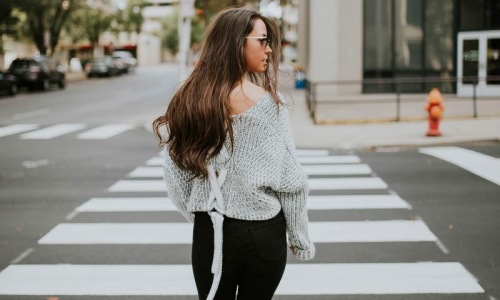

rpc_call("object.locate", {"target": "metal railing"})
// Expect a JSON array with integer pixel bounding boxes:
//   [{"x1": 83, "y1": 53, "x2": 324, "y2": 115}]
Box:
[{"x1": 305, "y1": 76, "x2": 500, "y2": 123}]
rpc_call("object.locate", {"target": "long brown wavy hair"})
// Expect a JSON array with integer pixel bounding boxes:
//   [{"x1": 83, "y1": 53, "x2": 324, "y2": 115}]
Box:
[{"x1": 152, "y1": 7, "x2": 282, "y2": 179}]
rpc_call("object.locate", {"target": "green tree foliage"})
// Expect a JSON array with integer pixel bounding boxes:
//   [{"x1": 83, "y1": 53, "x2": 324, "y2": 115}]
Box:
[
  {"x1": 118, "y1": 0, "x2": 147, "y2": 34},
  {"x1": 13, "y1": 0, "x2": 80, "y2": 56}
]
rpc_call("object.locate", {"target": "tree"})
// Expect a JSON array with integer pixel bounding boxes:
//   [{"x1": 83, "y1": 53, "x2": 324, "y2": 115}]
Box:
[
  {"x1": 0, "y1": 0, "x2": 19, "y2": 54},
  {"x1": 14, "y1": 0, "x2": 79, "y2": 56}
]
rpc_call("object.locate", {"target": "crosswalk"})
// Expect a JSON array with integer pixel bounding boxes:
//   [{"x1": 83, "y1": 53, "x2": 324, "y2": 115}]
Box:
[
  {"x1": 0, "y1": 148, "x2": 486, "y2": 297},
  {"x1": 0, "y1": 123, "x2": 136, "y2": 140}
]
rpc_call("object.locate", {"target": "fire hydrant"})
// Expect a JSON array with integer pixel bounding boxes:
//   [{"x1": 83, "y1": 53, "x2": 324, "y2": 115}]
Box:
[{"x1": 424, "y1": 88, "x2": 444, "y2": 136}]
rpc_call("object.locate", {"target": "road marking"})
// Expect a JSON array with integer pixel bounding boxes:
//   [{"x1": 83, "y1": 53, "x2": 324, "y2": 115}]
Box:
[
  {"x1": 296, "y1": 149, "x2": 329, "y2": 156},
  {"x1": 10, "y1": 248, "x2": 33, "y2": 264},
  {"x1": 77, "y1": 124, "x2": 134, "y2": 139},
  {"x1": 0, "y1": 124, "x2": 40, "y2": 138},
  {"x1": 419, "y1": 146, "x2": 500, "y2": 185},
  {"x1": 129, "y1": 164, "x2": 373, "y2": 178},
  {"x1": 12, "y1": 108, "x2": 51, "y2": 120},
  {"x1": 0, "y1": 263, "x2": 484, "y2": 295},
  {"x1": 19, "y1": 124, "x2": 87, "y2": 139},
  {"x1": 308, "y1": 177, "x2": 388, "y2": 190},
  {"x1": 307, "y1": 195, "x2": 410, "y2": 210},
  {"x1": 108, "y1": 177, "x2": 388, "y2": 192},
  {"x1": 76, "y1": 197, "x2": 175, "y2": 212},
  {"x1": 37, "y1": 220, "x2": 436, "y2": 244},
  {"x1": 147, "y1": 155, "x2": 361, "y2": 166}
]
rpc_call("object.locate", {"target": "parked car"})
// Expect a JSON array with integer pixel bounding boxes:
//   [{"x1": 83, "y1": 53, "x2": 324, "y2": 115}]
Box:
[
  {"x1": 0, "y1": 71, "x2": 17, "y2": 96},
  {"x1": 8, "y1": 56, "x2": 65, "y2": 91},
  {"x1": 112, "y1": 51, "x2": 137, "y2": 74},
  {"x1": 87, "y1": 56, "x2": 120, "y2": 78}
]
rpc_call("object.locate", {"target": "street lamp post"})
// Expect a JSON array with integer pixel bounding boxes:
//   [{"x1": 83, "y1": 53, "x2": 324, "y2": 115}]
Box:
[{"x1": 178, "y1": 0, "x2": 195, "y2": 82}]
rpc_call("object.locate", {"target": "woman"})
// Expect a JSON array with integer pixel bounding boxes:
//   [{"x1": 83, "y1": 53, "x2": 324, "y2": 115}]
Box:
[{"x1": 153, "y1": 7, "x2": 315, "y2": 300}]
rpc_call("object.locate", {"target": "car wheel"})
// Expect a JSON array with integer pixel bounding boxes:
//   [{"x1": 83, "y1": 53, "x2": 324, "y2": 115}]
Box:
[
  {"x1": 58, "y1": 77, "x2": 65, "y2": 89},
  {"x1": 8, "y1": 83, "x2": 18, "y2": 96},
  {"x1": 40, "y1": 78, "x2": 50, "y2": 91}
]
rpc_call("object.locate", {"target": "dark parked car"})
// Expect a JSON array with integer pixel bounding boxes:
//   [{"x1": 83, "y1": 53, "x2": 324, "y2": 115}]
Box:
[
  {"x1": 0, "y1": 71, "x2": 17, "y2": 96},
  {"x1": 8, "y1": 56, "x2": 65, "y2": 91},
  {"x1": 87, "y1": 56, "x2": 120, "y2": 78}
]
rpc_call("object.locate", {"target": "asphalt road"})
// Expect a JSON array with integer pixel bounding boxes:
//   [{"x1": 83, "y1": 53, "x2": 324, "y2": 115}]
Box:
[{"x1": 0, "y1": 65, "x2": 499, "y2": 299}]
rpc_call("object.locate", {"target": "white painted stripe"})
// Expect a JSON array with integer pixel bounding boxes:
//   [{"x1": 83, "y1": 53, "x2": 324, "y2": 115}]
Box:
[
  {"x1": 147, "y1": 155, "x2": 362, "y2": 166},
  {"x1": 108, "y1": 177, "x2": 388, "y2": 192},
  {"x1": 108, "y1": 180, "x2": 165, "y2": 192},
  {"x1": 302, "y1": 164, "x2": 372, "y2": 175},
  {"x1": 299, "y1": 155, "x2": 361, "y2": 164},
  {"x1": 309, "y1": 177, "x2": 388, "y2": 190},
  {"x1": 307, "y1": 195, "x2": 410, "y2": 210},
  {"x1": 129, "y1": 167, "x2": 163, "y2": 177},
  {"x1": 420, "y1": 146, "x2": 500, "y2": 185},
  {"x1": 0, "y1": 124, "x2": 40, "y2": 138},
  {"x1": 76, "y1": 197, "x2": 175, "y2": 212},
  {"x1": 19, "y1": 124, "x2": 86, "y2": 139},
  {"x1": 77, "y1": 124, "x2": 134, "y2": 139},
  {"x1": 37, "y1": 220, "x2": 436, "y2": 244},
  {"x1": 129, "y1": 164, "x2": 373, "y2": 178},
  {"x1": 296, "y1": 149, "x2": 329, "y2": 156},
  {"x1": 0, "y1": 263, "x2": 484, "y2": 295}
]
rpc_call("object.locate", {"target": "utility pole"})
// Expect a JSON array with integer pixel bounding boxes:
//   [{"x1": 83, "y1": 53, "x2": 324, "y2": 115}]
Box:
[{"x1": 178, "y1": 0, "x2": 194, "y2": 82}]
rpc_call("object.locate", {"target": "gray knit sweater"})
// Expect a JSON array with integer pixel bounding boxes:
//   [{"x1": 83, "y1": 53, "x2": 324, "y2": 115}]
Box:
[{"x1": 163, "y1": 92, "x2": 315, "y2": 267}]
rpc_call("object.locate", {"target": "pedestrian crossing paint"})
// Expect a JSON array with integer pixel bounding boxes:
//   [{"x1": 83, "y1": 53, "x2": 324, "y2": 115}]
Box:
[
  {"x1": 19, "y1": 124, "x2": 87, "y2": 139},
  {"x1": 37, "y1": 220, "x2": 437, "y2": 244},
  {"x1": 296, "y1": 149, "x2": 329, "y2": 156},
  {"x1": 0, "y1": 124, "x2": 40, "y2": 138},
  {"x1": 420, "y1": 146, "x2": 500, "y2": 185},
  {"x1": 0, "y1": 263, "x2": 484, "y2": 295},
  {"x1": 108, "y1": 177, "x2": 388, "y2": 192},
  {"x1": 307, "y1": 195, "x2": 410, "y2": 210},
  {"x1": 146, "y1": 155, "x2": 362, "y2": 166},
  {"x1": 76, "y1": 197, "x2": 176, "y2": 212},
  {"x1": 77, "y1": 124, "x2": 134, "y2": 139},
  {"x1": 129, "y1": 164, "x2": 373, "y2": 178},
  {"x1": 75, "y1": 195, "x2": 410, "y2": 212}
]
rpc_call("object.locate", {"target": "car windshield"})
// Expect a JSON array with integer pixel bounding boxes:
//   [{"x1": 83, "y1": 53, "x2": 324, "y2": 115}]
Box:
[{"x1": 10, "y1": 60, "x2": 35, "y2": 69}]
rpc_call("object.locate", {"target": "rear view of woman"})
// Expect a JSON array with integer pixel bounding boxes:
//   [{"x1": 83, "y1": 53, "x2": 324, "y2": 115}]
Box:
[{"x1": 153, "y1": 7, "x2": 315, "y2": 300}]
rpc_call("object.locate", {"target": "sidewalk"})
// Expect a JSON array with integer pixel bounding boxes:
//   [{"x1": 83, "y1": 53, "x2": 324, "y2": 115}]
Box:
[
  {"x1": 65, "y1": 71, "x2": 86, "y2": 83},
  {"x1": 280, "y1": 79, "x2": 500, "y2": 150}
]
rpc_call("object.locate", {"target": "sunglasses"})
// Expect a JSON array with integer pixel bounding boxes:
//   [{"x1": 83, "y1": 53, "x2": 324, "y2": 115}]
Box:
[{"x1": 246, "y1": 36, "x2": 271, "y2": 48}]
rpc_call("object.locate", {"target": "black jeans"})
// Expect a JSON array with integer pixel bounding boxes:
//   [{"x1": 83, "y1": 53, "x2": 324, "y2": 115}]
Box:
[{"x1": 192, "y1": 210, "x2": 287, "y2": 300}]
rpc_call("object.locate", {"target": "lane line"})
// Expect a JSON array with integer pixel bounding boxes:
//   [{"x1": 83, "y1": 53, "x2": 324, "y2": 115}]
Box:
[
  {"x1": 0, "y1": 263, "x2": 484, "y2": 295},
  {"x1": 296, "y1": 149, "x2": 329, "y2": 156},
  {"x1": 77, "y1": 124, "x2": 134, "y2": 139},
  {"x1": 129, "y1": 164, "x2": 373, "y2": 178},
  {"x1": 307, "y1": 195, "x2": 411, "y2": 210},
  {"x1": 420, "y1": 146, "x2": 500, "y2": 185},
  {"x1": 10, "y1": 248, "x2": 33, "y2": 265},
  {"x1": 76, "y1": 197, "x2": 175, "y2": 212},
  {"x1": 0, "y1": 124, "x2": 40, "y2": 138},
  {"x1": 20, "y1": 124, "x2": 87, "y2": 139},
  {"x1": 37, "y1": 220, "x2": 437, "y2": 244}
]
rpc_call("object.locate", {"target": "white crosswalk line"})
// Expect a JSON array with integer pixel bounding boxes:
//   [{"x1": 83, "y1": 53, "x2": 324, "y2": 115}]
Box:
[
  {"x1": 296, "y1": 149, "x2": 329, "y2": 156},
  {"x1": 19, "y1": 124, "x2": 87, "y2": 139},
  {"x1": 108, "y1": 177, "x2": 388, "y2": 192},
  {"x1": 147, "y1": 155, "x2": 362, "y2": 166},
  {"x1": 77, "y1": 124, "x2": 134, "y2": 139},
  {"x1": 37, "y1": 220, "x2": 436, "y2": 244},
  {"x1": 129, "y1": 164, "x2": 373, "y2": 178},
  {"x1": 76, "y1": 197, "x2": 176, "y2": 212},
  {"x1": 420, "y1": 146, "x2": 500, "y2": 185},
  {"x1": 309, "y1": 177, "x2": 388, "y2": 190},
  {"x1": 307, "y1": 195, "x2": 411, "y2": 210},
  {"x1": 0, "y1": 124, "x2": 40, "y2": 138},
  {"x1": 0, "y1": 263, "x2": 484, "y2": 295}
]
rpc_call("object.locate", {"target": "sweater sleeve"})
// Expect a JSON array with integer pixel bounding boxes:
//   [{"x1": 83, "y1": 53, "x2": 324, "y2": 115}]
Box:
[
  {"x1": 163, "y1": 145, "x2": 195, "y2": 223},
  {"x1": 275, "y1": 101, "x2": 315, "y2": 260}
]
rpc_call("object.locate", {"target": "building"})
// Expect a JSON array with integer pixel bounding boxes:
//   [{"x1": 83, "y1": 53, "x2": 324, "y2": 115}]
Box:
[{"x1": 298, "y1": 0, "x2": 500, "y2": 97}]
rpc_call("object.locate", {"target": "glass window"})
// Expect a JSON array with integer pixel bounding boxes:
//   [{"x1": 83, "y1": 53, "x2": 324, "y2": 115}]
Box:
[
  {"x1": 460, "y1": 0, "x2": 485, "y2": 30},
  {"x1": 394, "y1": 0, "x2": 423, "y2": 69},
  {"x1": 486, "y1": 38, "x2": 500, "y2": 84},
  {"x1": 364, "y1": 0, "x2": 392, "y2": 70}
]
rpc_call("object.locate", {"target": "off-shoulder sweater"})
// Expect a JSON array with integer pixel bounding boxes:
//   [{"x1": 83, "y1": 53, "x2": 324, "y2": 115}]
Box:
[{"x1": 162, "y1": 92, "x2": 315, "y2": 299}]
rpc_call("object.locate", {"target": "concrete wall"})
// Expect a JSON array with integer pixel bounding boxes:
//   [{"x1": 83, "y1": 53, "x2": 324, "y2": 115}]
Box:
[{"x1": 303, "y1": 0, "x2": 363, "y2": 97}]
